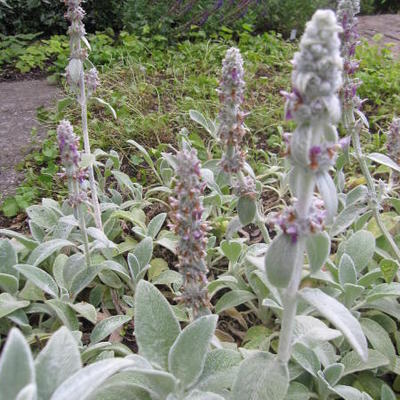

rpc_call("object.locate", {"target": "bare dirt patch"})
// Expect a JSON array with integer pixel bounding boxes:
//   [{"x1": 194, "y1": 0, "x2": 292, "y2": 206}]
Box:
[
  {"x1": 0, "y1": 79, "x2": 61, "y2": 202},
  {"x1": 358, "y1": 14, "x2": 400, "y2": 57}
]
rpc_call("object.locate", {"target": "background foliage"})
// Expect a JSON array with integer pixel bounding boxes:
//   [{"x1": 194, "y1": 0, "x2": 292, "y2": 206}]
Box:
[{"x1": 1, "y1": 0, "x2": 399, "y2": 38}]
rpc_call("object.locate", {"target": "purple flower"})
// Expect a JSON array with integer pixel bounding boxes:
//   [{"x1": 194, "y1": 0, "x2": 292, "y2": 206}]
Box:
[{"x1": 169, "y1": 147, "x2": 210, "y2": 318}]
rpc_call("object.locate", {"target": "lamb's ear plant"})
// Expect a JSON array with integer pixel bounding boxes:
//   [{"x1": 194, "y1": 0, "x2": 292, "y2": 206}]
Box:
[
  {"x1": 89, "y1": 280, "x2": 240, "y2": 400},
  {"x1": 0, "y1": 326, "x2": 135, "y2": 400},
  {"x1": 63, "y1": 0, "x2": 102, "y2": 231},
  {"x1": 232, "y1": 11, "x2": 369, "y2": 400},
  {"x1": 190, "y1": 47, "x2": 271, "y2": 243},
  {"x1": 337, "y1": 0, "x2": 400, "y2": 263}
]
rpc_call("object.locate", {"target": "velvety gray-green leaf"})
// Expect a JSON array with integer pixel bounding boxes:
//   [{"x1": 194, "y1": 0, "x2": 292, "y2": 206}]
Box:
[
  {"x1": 215, "y1": 290, "x2": 256, "y2": 314},
  {"x1": 341, "y1": 349, "x2": 389, "y2": 375},
  {"x1": 15, "y1": 264, "x2": 59, "y2": 298},
  {"x1": 27, "y1": 239, "x2": 74, "y2": 268},
  {"x1": 0, "y1": 328, "x2": 35, "y2": 400},
  {"x1": 35, "y1": 327, "x2": 82, "y2": 400},
  {"x1": 264, "y1": 234, "x2": 300, "y2": 288},
  {"x1": 306, "y1": 232, "x2": 330, "y2": 274},
  {"x1": 90, "y1": 315, "x2": 131, "y2": 344},
  {"x1": 0, "y1": 293, "x2": 29, "y2": 319},
  {"x1": 299, "y1": 288, "x2": 368, "y2": 362},
  {"x1": 232, "y1": 352, "x2": 289, "y2": 400},
  {"x1": 135, "y1": 280, "x2": 181, "y2": 369},
  {"x1": 50, "y1": 359, "x2": 134, "y2": 400},
  {"x1": 168, "y1": 315, "x2": 217, "y2": 388}
]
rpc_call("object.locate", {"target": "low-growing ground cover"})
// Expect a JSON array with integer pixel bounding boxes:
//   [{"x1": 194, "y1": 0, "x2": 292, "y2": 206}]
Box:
[
  {"x1": 1, "y1": 25, "x2": 400, "y2": 218},
  {"x1": 1, "y1": 1, "x2": 400, "y2": 399}
]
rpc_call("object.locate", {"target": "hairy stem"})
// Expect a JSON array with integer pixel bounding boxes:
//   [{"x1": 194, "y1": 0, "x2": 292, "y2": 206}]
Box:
[
  {"x1": 345, "y1": 109, "x2": 400, "y2": 263},
  {"x1": 277, "y1": 240, "x2": 304, "y2": 363},
  {"x1": 78, "y1": 41, "x2": 103, "y2": 231}
]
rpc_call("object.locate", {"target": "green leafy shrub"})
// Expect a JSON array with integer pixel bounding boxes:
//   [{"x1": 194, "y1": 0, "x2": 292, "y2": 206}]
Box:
[{"x1": 0, "y1": 0, "x2": 124, "y2": 36}]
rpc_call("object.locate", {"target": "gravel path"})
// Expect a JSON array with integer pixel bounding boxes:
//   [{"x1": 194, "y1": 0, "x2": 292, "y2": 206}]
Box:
[{"x1": 0, "y1": 79, "x2": 61, "y2": 202}]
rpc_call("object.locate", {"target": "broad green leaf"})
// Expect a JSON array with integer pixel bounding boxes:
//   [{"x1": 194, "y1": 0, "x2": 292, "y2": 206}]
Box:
[
  {"x1": 15, "y1": 264, "x2": 59, "y2": 298},
  {"x1": 189, "y1": 110, "x2": 216, "y2": 138},
  {"x1": 341, "y1": 349, "x2": 389, "y2": 375},
  {"x1": 215, "y1": 290, "x2": 256, "y2": 314},
  {"x1": 315, "y1": 172, "x2": 337, "y2": 220},
  {"x1": 169, "y1": 315, "x2": 217, "y2": 388},
  {"x1": 147, "y1": 213, "x2": 167, "y2": 239},
  {"x1": 0, "y1": 239, "x2": 18, "y2": 277},
  {"x1": 361, "y1": 318, "x2": 396, "y2": 365},
  {"x1": 333, "y1": 385, "x2": 371, "y2": 400},
  {"x1": 127, "y1": 139, "x2": 161, "y2": 183},
  {"x1": 46, "y1": 300, "x2": 79, "y2": 331},
  {"x1": 381, "y1": 385, "x2": 396, "y2": 400},
  {"x1": 292, "y1": 315, "x2": 342, "y2": 346},
  {"x1": 292, "y1": 343, "x2": 320, "y2": 376},
  {"x1": 185, "y1": 390, "x2": 224, "y2": 400},
  {"x1": 0, "y1": 229, "x2": 38, "y2": 250},
  {"x1": 70, "y1": 302, "x2": 97, "y2": 324},
  {"x1": 135, "y1": 281, "x2": 181, "y2": 369},
  {"x1": 330, "y1": 204, "x2": 367, "y2": 237},
  {"x1": 366, "y1": 282, "x2": 400, "y2": 302},
  {"x1": 264, "y1": 234, "x2": 301, "y2": 288},
  {"x1": 237, "y1": 196, "x2": 256, "y2": 226},
  {"x1": 50, "y1": 359, "x2": 134, "y2": 400},
  {"x1": 197, "y1": 349, "x2": 242, "y2": 392},
  {"x1": 16, "y1": 384, "x2": 37, "y2": 400},
  {"x1": 220, "y1": 241, "x2": 242, "y2": 264},
  {"x1": 0, "y1": 293, "x2": 29, "y2": 319},
  {"x1": 90, "y1": 315, "x2": 131, "y2": 344},
  {"x1": 339, "y1": 254, "x2": 357, "y2": 286},
  {"x1": 368, "y1": 153, "x2": 400, "y2": 173},
  {"x1": 286, "y1": 382, "x2": 310, "y2": 400},
  {"x1": 299, "y1": 288, "x2": 368, "y2": 361},
  {"x1": 26, "y1": 205, "x2": 59, "y2": 229},
  {"x1": 113, "y1": 369, "x2": 177, "y2": 399},
  {"x1": 0, "y1": 273, "x2": 19, "y2": 294},
  {"x1": 0, "y1": 328, "x2": 35, "y2": 400},
  {"x1": 323, "y1": 363, "x2": 344, "y2": 387},
  {"x1": 379, "y1": 259, "x2": 399, "y2": 283},
  {"x1": 306, "y1": 232, "x2": 330, "y2": 273},
  {"x1": 35, "y1": 327, "x2": 82, "y2": 400},
  {"x1": 27, "y1": 239, "x2": 74, "y2": 268},
  {"x1": 343, "y1": 231, "x2": 375, "y2": 272},
  {"x1": 92, "y1": 97, "x2": 117, "y2": 119},
  {"x1": 87, "y1": 381, "x2": 151, "y2": 400},
  {"x1": 133, "y1": 237, "x2": 153, "y2": 270},
  {"x1": 232, "y1": 351, "x2": 289, "y2": 400}
]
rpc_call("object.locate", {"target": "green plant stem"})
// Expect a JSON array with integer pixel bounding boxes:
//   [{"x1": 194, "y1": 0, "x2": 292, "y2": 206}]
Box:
[
  {"x1": 78, "y1": 41, "x2": 103, "y2": 231},
  {"x1": 345, "y1": 109, "x2": 400, "y2": 263},
  {"x1": 255, "y1": 210, "x2": 271, "y2": 244},
  {"x1": 277, "y1": 241, "x2": 304, "y2": 364},
  {"x1": 72, "y1": 179, "x2": 91, "y2": 268},
  {"x1": 277, "y1": 172, "x2": 314, "y2": 364}
]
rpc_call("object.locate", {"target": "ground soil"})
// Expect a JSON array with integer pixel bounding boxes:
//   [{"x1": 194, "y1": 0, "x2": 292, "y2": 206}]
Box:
[
  {"x1": 358, "y1": 14, "x2": 400, "y2": 57},
  {"x1": 0, "y1": 79, "x2": 61, "y2": 202},
  {"x1": 0, "y1": 14, "x2": 399, "y2": 209}
]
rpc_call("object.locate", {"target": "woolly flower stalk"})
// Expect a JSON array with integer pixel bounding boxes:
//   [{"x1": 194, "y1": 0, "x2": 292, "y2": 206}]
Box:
[
  {"x1": 218, "y1": 47, "x2": 247, "y2": 174},
  {"x1": 63, "y1": 0, "x2": 103, "y2": 231},
  {"x1": 57, "y1": 120, "x2": 91, "y2": 266},
  {"x1": 387, "y1": 118, "x2": 400, "y2": 184},
  {"x1": 169, "y1": 146, "x2": 210, "y2": 319},
  {"x1": 337, "y1": 0, "x2": 363, "y2": 111},
  {"x1": 266, "y1": 10, "x2": 343, "y2": 365}
]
